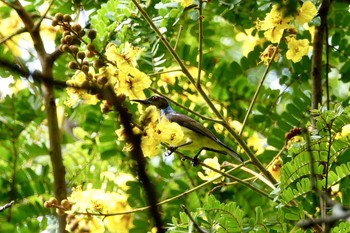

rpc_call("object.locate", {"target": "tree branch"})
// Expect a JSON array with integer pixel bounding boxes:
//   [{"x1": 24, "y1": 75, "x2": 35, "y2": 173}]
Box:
[{"x1": 10, "y1": 1, "x2": 67, "y2": 232}]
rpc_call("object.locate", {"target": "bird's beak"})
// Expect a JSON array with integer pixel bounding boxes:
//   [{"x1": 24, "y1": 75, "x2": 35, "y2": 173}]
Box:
[{"x1": 131, "y1": 99, "x2": 150, "y2": 105}]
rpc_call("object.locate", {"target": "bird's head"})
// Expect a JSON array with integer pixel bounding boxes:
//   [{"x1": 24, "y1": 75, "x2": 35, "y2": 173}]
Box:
[{"x1": 132, "y1": 95, "x2": 169, "y2": 109}]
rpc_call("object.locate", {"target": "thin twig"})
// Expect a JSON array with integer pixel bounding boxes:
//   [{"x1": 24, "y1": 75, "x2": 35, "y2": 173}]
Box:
[
  {"x1": 173, "y1": 25, "x2": 183, "y2": 51},
  {"x1": 196, "y1": 0, "x2": 204, "y2": 86},
  {"x1": 0, "y1": 201, "x2": 15, "y2": 212},
  {"x1": 181, "y1": 205, "x2": 208, "y2": 233},
  {"x1": 239, "y1": 37, "x2": 283, "y2": 136}
]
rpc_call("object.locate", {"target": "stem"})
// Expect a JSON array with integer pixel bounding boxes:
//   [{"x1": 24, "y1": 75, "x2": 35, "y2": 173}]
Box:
[
  {"x1": 239, "y1": 39, "x2": 282, "y2": 136},
  {"x1": 11, "y1": 1, "x2": 67, "y2": 231},
  {"x1": 311, "y1": 0, "x2": 331, "y2": 231},
  {"x1": 311, "y1": 0, "x2": 330, "y2": 112},
  {"x1": 196, "y1": 0, "x2": 204, "y2": 86}
]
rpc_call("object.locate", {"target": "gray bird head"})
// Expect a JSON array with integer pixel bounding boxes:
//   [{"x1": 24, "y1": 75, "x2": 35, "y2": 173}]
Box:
[{"x1": 132, "y1": 95, "x2": 169, "y2": 109}]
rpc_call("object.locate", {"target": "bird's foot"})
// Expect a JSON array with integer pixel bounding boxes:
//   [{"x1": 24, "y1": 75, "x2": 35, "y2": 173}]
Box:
[
  {"x1": 191, "y1": 156, "x2": 201, "y2": 166},
  {"x1": 165, "y1": 146, "x2": 178, "y2": 156}
]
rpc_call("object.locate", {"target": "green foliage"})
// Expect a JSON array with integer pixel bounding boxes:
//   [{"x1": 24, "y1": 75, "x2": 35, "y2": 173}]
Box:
[
  {"x1": 278, "y1": 106, "x2": 350, "y2": 211},
  {"x1": 1, "y1": 0, "x2": 350, "y2": 232}
]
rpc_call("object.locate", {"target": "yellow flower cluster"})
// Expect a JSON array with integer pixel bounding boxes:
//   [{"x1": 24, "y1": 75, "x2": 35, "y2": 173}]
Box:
[
  {"x1": 116, "y1": 105, "x2": 186, "y2": 157},
  {"x1": 105, "y1": 42, "x2": 152, "y2": 99},
  {"x1": 140, "y1": 107, "x2": 185, "y2": 157},
  {"x1": 257, "y1": 1, "x2": 317, "y2": 63},
  {"x1": 66, "y1": 187, "x2": 133, "y2": 233},
  {"x1": 65, "y1": 42, "x2": 152, "y2": 108},
  {"x1": 65, "y1": 68, "x2": 99, "y2": 107},
  {"x1": 197, "y1": 157, "x2": 224, "y2": 184}
]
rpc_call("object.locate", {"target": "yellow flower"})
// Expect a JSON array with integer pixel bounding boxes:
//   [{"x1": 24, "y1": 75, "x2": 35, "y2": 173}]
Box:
[
  {"x1": 235, "y1": 28, "x2": 263, "y2": 57},
  {"x1": 65, "y1": 70, "x2": 100, "y2": 107},
  {"x1": 105, "y1": 42, "x2": 142, "y2": 70},
  {"x1": 139, "y1": 106, "x2": 159, "y2": 126},
  {"x1": 197, "y1": 157, "x2": 224, "y2": 184},
  {"x1": 156, "y1": 117, "x2": 185, "y2": 146},
  {"x1": 247, "y1": 132, "x2": 267, "y2": 155},
  {"x1": 335, "y1": 124, "x2": 350, "y2": 139},
  {"x1": 286, "y1": 37, "x2": 309, "y2": 63},
  {"x1": 259, "y1": 45, "x2": 279, "y2": 65},
  {"x1": 117, "y1": 68, "x2": 152, "y2": 99},
  {"x1": 174, "y1": 0, "x2": 193, "y2": 7},
  {"x1": 141, "y1": 124, "x2": 162, "y2": 157},
  {"x1": 267, "y1": 157, "x2": 283, "y2": 181},
  {"x1": 295, "y1": 1, "x2": 317, "y2": 25},
  {"x1": 258, "y1": 5, "x2": 292, "y2": 31},
  {"x1": 257, "y1": 4, "x2": 292, "y2": 43},
  {"x1": 67, "y1": 187, "x2": 133, "y2": 233}
]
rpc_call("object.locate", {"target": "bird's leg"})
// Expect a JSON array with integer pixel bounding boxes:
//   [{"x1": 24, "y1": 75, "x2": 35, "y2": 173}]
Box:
[
  {"x1": 192, "y1": 147, "x2": 226, "y2": 166},
  {"x1": 165, "y1": 140, "x2": 193, "y2": 156}
]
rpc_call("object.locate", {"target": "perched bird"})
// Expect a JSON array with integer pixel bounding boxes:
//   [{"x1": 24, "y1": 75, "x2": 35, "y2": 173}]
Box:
[{"x1": 132, "y1": 95, "x2": 243, "y2": 163}]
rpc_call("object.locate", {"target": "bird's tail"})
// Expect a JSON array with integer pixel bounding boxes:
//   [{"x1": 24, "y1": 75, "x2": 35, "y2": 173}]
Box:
[{"x1": 217, "y1": 140, "x2": 243, "y2": 163}]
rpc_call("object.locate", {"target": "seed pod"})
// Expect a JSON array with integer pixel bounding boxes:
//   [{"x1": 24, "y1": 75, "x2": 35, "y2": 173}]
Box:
[
  {"x1": 51, "y1": 19, "x2": 58, "y2": 27},
  {"x1": 68, "y1": 61, "x2": 79, "y2": 70},
  {"x1": 44, "y1": 201, "x2": 51, "y2": 208},
  {"x1": 61, "y1": 199, "x2": 73, "y2": 210},
  {"x1": 93, "y1": 59, "x2": 104, "y2": 69},
  {"x1": 62, "y1": 31, "x2": 71, "y2": 37},
  {"x1": 55, "y1": 13, "x2": 64, "y2": 21},
  {"x1": 62, "y1": 44, "x2": 70, "y2": 52},
  {"x1": 87, "y1": 44, "x2": 95, "y2": 52},
  {"x1": 69, "y1": 45, "x2": 79, "y2": 55},
  {"x1": 56, "y1": 208, "x2": 65, "y2": 216},
  {"x1": 49, "y1": 197, "x2": 58, "y2": 205},
  {"x1": 82, "y1": 60, "x2": 90, "y2": 67},
  {"x1": 81, "y1": 65, "x2": 89, "y2": 74},
  {"x1": 64, "y1": 35, "x2": 73, "y2": 44},
  {"x1": 77, "y1": 51, "x2": 86, "y2": 60},
  {"x1": 72, "y1": 23, "x2": 82, "y2": 32},
  {"x1": 86, "y1": 50, "x2": 95, "y2": 58},
  {"x1": 63, "y1": 14, "x2": 72, "y2": 23},
  {"x1": 79, "y1": 30, "x2": 86, "y2": 37},
  {"x1": 60, "y1": 37, "x2": 67, "y2": 45},
  {"x1": 97, "y1": 76, "x2": 108, "y2": 86},
  {"x1": 87, "y1": 29, "x2": 97, "y2": 40}
]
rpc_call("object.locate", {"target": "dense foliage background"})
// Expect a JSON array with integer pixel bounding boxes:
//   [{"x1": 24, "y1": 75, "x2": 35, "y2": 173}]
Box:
[{"x1": 1, "y1": 0, "x2": 350, "y2": 232}]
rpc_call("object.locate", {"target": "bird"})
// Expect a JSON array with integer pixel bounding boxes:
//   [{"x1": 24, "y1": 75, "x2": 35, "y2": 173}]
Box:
[{"x1": 132, "y1": 95, "x2": 243, "y2": 163}]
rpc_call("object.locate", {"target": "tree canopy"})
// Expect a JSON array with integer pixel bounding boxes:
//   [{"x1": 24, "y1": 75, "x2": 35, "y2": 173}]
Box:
[{"x1": 1, "y1": 0, "x2": 350, "y2": 232}]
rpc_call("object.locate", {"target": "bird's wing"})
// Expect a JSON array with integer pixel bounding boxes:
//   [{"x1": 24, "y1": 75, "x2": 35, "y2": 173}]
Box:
[
  {"x1": 166, "y1": 112, "x2": 243, "y2": 162},
  {"x1": 166, "y1": 112, "x2": 219, "y2": 142}
]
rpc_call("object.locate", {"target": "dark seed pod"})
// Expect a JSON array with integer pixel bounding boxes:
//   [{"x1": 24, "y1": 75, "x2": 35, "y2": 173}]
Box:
[
  {"x1": 86, "y1": 50, "x2": 95, "y2": 58},
  {"x1": 69, "y1": 45, "x2": 79, "y2": 55},
  {"x1": 63, "y1": 14, "x2": 72, "y2": 23},
  {"x1": 51, "y1": 19, "x2": 58, "y2": 27},
  {"x1": 62, "y1": 44, "x2": 70, "y2": 52},
  {"x1": 81, "y1": 65, "x2": 89, "y2": 74},
  {"x1": 77, "y1": 51, "x2": 86, "y2": 60},
  {"x1": 55, "y1": 13, "x2": 64, "y2": 21},
  {"x1": 93, "y1": 59, "x2": 104, "y2": 69},
  {"x1": 68, "y1": 61, "x2": 79, "y2": 70},
  {"x1": 87, "y1": 29, "x2": 97, "y2": 40},
  {"x1": 82, "y1": 60, "x2": 90, "y2": 67},
  {"x1": 87, "y1": 44, "x2": 95, "y2": 52},
  {"x1": 97, "y1": 76, "x2": 108, "y2": 86},
  {"x1": 72, "y1": 23, "x2": 82, "y2": 32}
]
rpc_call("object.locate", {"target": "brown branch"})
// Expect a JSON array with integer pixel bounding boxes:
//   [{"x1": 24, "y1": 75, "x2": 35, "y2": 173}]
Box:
[
  {"x1": 10, "y1": 1, "x2": 67, "y2": 232},
  {"x1": 311, "y1": 0, "x2": 331, "y2": 112},
  {"x1": 311, "y1": 1, "x2": 332, "y2": 231}
]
